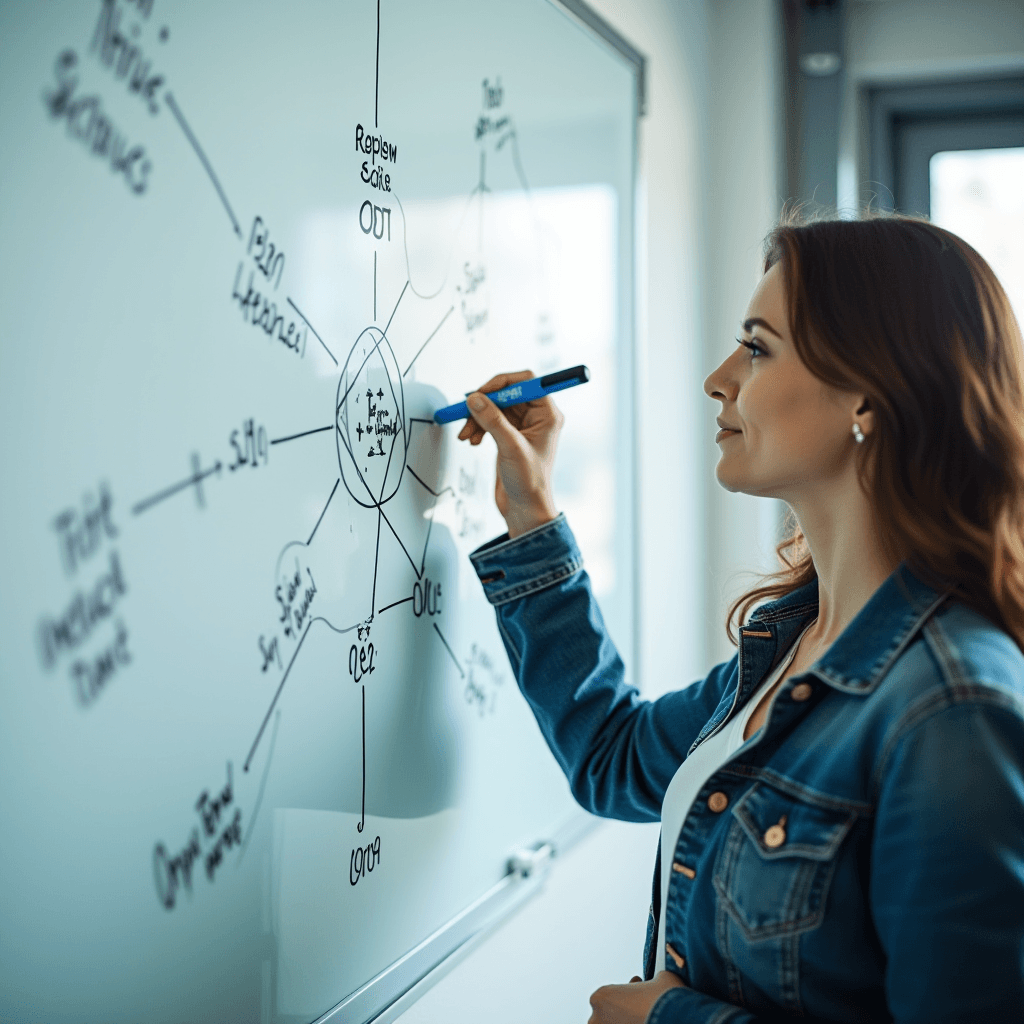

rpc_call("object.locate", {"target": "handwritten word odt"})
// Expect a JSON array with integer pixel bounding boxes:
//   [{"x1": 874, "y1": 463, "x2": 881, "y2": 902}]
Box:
[{"x1": 359, "y1": 201, "x2": 392, "y2": 241}]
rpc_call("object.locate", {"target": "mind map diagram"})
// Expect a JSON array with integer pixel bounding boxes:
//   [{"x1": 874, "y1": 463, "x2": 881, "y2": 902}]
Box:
[{"x1": 30, "y1": 0, "x2": 560, "y2": 912}]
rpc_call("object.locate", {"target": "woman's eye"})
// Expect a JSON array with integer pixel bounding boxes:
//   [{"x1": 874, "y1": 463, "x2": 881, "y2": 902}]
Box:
[{"x1": 736, "y1": 338, "x2": 765, "y2": 359}]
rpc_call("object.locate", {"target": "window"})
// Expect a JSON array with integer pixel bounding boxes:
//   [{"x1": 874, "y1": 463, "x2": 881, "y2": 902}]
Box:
[
  {"x1": 930, "y1": 147, "x2": 1024, "y2": 324},
  {"x1": 868, "y1": 75, "x2": 1024, "y2": 323}
]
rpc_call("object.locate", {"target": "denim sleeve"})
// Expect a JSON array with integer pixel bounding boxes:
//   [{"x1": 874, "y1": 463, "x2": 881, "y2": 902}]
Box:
[
  {"x1": 868, "y1": 695, "x2": 1024, "y2": 1022},
  {"x1": 469, "y1": 514, "x2": 733, "y2": 823}
]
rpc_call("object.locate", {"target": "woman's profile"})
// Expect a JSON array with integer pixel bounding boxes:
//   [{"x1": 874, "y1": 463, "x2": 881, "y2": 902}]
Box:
[{"x1": 457, "y1": 209, "x2": 1024, "y2": 1023}]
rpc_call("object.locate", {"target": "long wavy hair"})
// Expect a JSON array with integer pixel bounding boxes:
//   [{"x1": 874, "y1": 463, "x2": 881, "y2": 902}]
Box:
[{"x1": 726, "y1": 207, "x2": 1024, "y2": 653}]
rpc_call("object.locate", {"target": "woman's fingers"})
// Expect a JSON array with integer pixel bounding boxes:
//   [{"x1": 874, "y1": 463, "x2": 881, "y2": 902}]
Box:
[
  {"x1": 464, "y1": 392, "x2": 527, "y2": 459},
  {"x1": 474, "y1": 368, "x2": 535, "y2": 393},
  {"x1": 457, "y1": 370, "x2": 535, "y2": 441}
]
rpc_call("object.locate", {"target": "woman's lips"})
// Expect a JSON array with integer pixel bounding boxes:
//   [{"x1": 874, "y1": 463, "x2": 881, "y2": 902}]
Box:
[{"x1": 715, "y1": 428, "x2": 741, "y2": 443}]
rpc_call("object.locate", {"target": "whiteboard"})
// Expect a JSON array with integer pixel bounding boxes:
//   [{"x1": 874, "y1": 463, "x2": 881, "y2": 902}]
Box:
[{"x1": 0, "y1": 2, "x2": 640, "y2": 1022}]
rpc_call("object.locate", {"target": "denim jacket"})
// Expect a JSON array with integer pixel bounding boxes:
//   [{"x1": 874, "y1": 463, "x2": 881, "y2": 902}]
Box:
[{"x1": 469, "y1": 514, "x2": 1024, "y2": 1023}]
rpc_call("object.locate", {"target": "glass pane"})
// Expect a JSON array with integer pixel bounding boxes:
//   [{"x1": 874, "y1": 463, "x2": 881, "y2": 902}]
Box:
[{"x1": 930, "y1": 147, "x2": 1024, "y2": 328}]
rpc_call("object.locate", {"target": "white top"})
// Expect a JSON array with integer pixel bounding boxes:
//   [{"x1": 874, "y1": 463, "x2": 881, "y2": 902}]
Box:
[{"x1": 654, "y1": 618, "x2": 815, "y2": 969}]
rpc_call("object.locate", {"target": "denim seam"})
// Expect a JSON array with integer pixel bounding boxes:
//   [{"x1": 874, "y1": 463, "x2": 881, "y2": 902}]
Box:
[
  {"x1": 483, "y1": 558, "x2": 583, "y2": 605},
  {"x1": 871, "y1": 611, "x2": 1024, "y2": 798},
  {"x1": 715, "y1": 857, "x2": 838, "y2": 941},
  {"x1": 733, "y1": 798, "x2": 855, "y2": 861},
  {"x1": 753, "y1": 601, "x2": 819, "y2": 624},
  {"x1": 870, "y1": 680, "x2": 1024, "y2": 802},
  {"x1": 716, "y1": 765, "x2": 874, "y2": 815},
  {"x1": 707, "y1": 1005, "x2": 746, "y2": 1024},
  {"x1": 495, "y1": 617, "x2": 522, "y2": 675},
  {"x1": 779, "y1": 925, "x2": 802, "y2": 1014},
  {"x1": 648, "y1": 992, "x2": 742, "y2": 1024},
  {"x1": 715, "y1": 821, "x2": 747, "y2": 1006}
]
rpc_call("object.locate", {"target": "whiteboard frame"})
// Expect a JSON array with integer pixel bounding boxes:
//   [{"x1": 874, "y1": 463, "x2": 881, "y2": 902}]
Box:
[{"x1": 309, "y1": 1, "x2": 648, "y2": 1020}]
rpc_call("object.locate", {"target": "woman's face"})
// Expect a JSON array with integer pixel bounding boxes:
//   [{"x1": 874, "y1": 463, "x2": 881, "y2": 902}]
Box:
[{"x1": 703, "y1": 261, "x2": 867, "y2": 502}]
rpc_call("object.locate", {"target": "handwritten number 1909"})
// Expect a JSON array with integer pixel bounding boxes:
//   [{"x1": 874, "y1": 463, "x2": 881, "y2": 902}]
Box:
[{"x1": 350, "y1": 835, "x2": 381, "y2": 886}]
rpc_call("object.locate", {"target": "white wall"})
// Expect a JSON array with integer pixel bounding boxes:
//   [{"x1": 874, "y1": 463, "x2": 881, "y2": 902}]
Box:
[
  {"x1": 838, "y1": 0, "x2": 1024, "y2": 209},
  {"x1": 701, "y1": 0, "x2": 788, "y2": 674},
  {"x1": 396, "y1": 1, "x2": 786, "y2": 1020}
]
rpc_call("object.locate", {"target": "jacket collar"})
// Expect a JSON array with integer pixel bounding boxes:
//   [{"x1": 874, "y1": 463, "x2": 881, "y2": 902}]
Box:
[{"x1": 741, "y1": 559, "x2": 954, "y2": 695}]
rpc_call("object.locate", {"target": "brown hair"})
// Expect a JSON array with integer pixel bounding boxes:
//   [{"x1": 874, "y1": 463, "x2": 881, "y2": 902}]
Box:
[{"x1": 726, "y1": 206, "x2": 1024, "y2": 653}]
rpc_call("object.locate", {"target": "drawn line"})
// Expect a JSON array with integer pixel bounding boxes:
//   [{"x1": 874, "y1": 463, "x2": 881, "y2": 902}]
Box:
[
  {"x1": 380, "y1": 504, "x2": 420, "y2": 578},
  {"x1": 433, "y1": 623, "x2": 465, "y2": 678},
  {"x1": 164, "y1": 92, "x2": 241, "y2": 238},
  {"x1": 333, "y1": 409, "x2": 420, "y2": 579},
  {"x1": 419, "y1": 500, "x2": 434, "y2": 578},
  {"x1": 406, "y1": 465, "x2": 455, "y2": 499},
  {"x1": 238, "y1": 709, "x2": 280, "y2": 863},
  {"x1": 377, "y1": 595, "x2": 413, "y2": 614},
  {"x1": 308, "y1": 615, "x2": 361, "y2": 636},
  {"x1": 377, "y1": 415, "x2": 400, "y2": 506},
  {"x1": 371, "y1": 509, "x2": 381, "y2": 617},
  {"x1": 245, "y1": 620, "x2": 313, "y2": 772},
  {"x1": 337, "y1": 280, "x2": 410, "y2": 409},
  {"x1": 287, "y1": 298, "x2": 338, "y2": 365},
  {"x1": 375, "y1": 0, "x2": 380, "y2": 128},
  {"x1": 270, "y1": 424, "x2": 333, "y2": 445},
  {"x1": 409, "y1": 417, "x2": 436, "y2": 426},
  {"x1": 132, "y1": 459, "x2": 222, "y2": 515},
  {"x1": 403, "y1": 305, "x2": 454, "y2": 377},
  {"x1": 307, "y1": 478, "x2": 340, "y2": 545},
  {"x1": 510, "y1": 130, "x2": 531, "y2": 195},
  {"x1": 383, "y1": 279, "x2": 409, "y2": 338},
  {"x1": 392, "y1": 187, "x2": 482, "y2": 300},
  {"x1": 190, "y1": 453, "x2": 206, "y2": 508},
  {"x1": 358, "y1": 684, "x2": 366, "y2": 833}
]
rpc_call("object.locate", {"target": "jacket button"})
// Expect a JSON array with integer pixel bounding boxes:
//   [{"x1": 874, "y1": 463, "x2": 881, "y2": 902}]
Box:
[
  {"x1": 763, "y1": 815, "x2": 787, "y2": 848},
  {"x1": 707, "y1": 791, "x2": 729, "y2": 813},
  {"x1": 666, "y1": 943, "x2": 685, "y2": 969},
  {"x1": 791, "y1": 682, "x2": 813, "y2": 701}
]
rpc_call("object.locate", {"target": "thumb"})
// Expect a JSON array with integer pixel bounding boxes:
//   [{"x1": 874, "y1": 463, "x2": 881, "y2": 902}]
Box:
[{"x1": 467, "y1": 392, "x2": 523, "y2": 457}]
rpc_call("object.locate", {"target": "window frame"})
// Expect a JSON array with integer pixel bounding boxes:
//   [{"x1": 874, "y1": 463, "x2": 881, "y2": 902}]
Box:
[{"x1": 867, "y1": 76, "x2": 1024, "y2": 216}]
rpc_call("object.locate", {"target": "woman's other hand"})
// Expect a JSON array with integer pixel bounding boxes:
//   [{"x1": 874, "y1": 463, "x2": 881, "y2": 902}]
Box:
[
  {"x1": 457, "y1": 369, "x2": 562, "y2": 539},
  {"x1": 587, "y1": 971, "x2": 686, "y2": 1024}
]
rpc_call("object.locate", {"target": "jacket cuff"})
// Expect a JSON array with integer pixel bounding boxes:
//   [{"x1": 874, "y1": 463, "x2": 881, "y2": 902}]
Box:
[
  {"x1": 468, "y1": 513, "x2": 583, "y2": 606},
  {"x1": 647, "y1": 986, "x2": 751, "y2": 1024}
]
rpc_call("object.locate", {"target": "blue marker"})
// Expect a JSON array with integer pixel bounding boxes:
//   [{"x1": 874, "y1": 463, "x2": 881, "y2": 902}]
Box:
[{"x1": 433, "y1": 365, "x2": 591, "y2": 424}]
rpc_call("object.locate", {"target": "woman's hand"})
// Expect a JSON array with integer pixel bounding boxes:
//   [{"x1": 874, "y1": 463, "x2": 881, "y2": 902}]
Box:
[
  {"x1": 587, "y1": 971, "x2": 686, "y2": 1024},
  {"x1": 456, "y1": 369, "x2": 563, "y2": 538}
]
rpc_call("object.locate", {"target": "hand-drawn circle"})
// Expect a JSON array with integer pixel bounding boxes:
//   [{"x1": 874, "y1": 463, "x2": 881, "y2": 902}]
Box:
[{"x1": 336, "y1": 326, "x2": 407, "y2": 508}]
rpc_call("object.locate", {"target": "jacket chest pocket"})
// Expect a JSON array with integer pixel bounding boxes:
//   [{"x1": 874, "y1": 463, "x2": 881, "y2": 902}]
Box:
[{"x1": 713, "y1": 781, "x2": 856, "y2": 941}]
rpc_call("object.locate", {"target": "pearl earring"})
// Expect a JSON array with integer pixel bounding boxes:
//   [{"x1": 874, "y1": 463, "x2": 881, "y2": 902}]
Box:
[{"x1": 852, "y1": 423, "x2": 865, "y2": 443}]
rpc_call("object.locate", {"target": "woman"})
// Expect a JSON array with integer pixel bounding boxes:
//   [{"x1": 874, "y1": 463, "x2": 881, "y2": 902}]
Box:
[{"x1": 457, "y1": 210, "x2": 1024, "y2": 1023}]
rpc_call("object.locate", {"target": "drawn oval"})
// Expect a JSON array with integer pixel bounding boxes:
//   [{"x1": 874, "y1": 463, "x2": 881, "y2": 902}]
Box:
[{"x1": 336, "y1": 326, "x2": 407, "y2": 508}]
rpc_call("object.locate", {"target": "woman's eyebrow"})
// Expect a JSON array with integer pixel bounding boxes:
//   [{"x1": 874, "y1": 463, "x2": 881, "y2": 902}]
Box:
[{"x1": 742, "y1": 316, "x2": 782, "y2": 339}]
